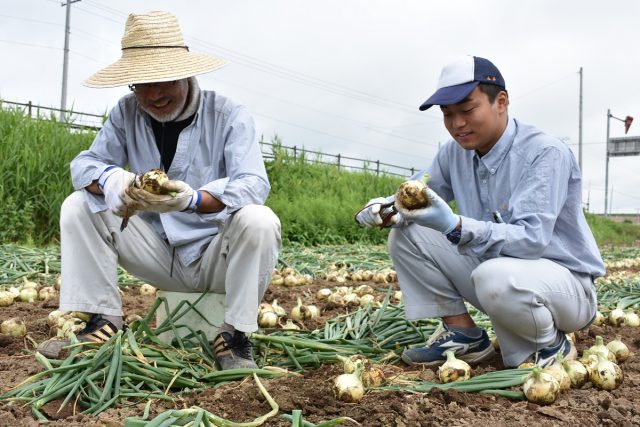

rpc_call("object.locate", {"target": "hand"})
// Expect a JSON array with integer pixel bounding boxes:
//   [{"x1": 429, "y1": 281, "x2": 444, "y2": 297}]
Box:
[
  {"x1": 355, "y1": 197, "x2": 404, "y2": 228},
  {"x1": 98, "y1": 166, "x2": 138, "y2": 217},
  {"x1": 125, "y1": 179, "x2": 201, "y2": 213},
  {"x1": 395, "y1": 188, "x2": 459, "y2": 234}
]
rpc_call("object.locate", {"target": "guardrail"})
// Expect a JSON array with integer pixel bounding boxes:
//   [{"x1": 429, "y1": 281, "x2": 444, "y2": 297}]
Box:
[{"x1": 1, "y1": 99, "x2": 417, "y2": 178}]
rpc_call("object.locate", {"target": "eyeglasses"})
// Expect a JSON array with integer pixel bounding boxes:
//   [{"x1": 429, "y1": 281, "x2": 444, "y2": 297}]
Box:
[{"x1": 129, "y1": 80, "x2": 178, "y2": 92}]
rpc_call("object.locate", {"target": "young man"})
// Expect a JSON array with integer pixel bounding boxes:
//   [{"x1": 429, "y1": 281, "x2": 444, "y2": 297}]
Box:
[
  {"x1": 356, "y1": 55, "x2": 604, "y2": 368},
  {"x1": 38, "y1": 11, "x2": 281, "y2": 370}
]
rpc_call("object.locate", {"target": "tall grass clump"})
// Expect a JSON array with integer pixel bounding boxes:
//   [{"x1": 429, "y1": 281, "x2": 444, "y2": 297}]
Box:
[
  {"x1": 585, "y1": 212, "x2": 640, "y2": 247},
  {"x1": 265, "y1": 141, "x2": 403, "y2": 245},
  {"x1": 0, "y1": 107, "x2": 94, "y2": 244}
]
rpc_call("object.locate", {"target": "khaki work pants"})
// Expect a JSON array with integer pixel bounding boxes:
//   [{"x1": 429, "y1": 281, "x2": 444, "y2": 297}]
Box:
[
  {"x1": 58, "y1": 191, "x2": 281, "y2": 332},
  {"x1": 388, "y1": 224, "x2": 596, "y2": 367}
]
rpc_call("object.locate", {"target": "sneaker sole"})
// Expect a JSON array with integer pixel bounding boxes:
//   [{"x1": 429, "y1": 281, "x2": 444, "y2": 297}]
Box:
[{"x1": 401, "y1": 345, "x2": 496, "y2": 367}]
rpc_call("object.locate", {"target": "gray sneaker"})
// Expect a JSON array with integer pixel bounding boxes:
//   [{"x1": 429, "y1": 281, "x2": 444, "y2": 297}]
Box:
[
  {"x1": 212, "y1": 331, "x2": 258, "y2": 370},
  {"x1": 37, "y1": 315, "x2": 120, "y2": 359}
]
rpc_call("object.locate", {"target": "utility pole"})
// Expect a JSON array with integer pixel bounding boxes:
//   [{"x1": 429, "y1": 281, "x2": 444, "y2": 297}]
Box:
[
  {"x1": 578, "y1": 67, "x2": 583, "y2": 172},
  {"x1": 60, "y1": 0, "x2": 81, "y2": 121}
]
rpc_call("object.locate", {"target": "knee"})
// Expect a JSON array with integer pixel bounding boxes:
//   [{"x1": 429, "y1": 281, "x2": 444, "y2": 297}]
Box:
[
  {"x1": 233, "y1": 205, "x2": 281, "y2": 240},
  {"x1": 60, "y1": 191, "x2": 88, "y2": 230},
  {"x1": 471, "y1": 259, "x2": 512, "y2": 310}
]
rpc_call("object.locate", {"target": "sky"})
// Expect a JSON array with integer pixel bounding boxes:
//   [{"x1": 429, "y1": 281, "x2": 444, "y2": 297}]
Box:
[{"x1": 1, "y1": 0, "x2": 640, "y2": 214}]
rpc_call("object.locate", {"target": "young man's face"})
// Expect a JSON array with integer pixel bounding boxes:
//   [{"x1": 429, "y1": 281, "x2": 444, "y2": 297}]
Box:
[
  {"x1": 132, "y1": 79, "x2": 189, "y2": 122},
  {"x1": 440, "y1": 86, "x2": 508, "y2": 155}
]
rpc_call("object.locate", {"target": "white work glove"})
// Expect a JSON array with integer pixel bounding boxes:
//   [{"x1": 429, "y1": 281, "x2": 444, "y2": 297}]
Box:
[
  {"x1": 97, "y1": 166, "x2": 138, "y2": 217},
  {"x1": 125, "y1": 179, "x2": 201, "y2": 213},
  {"x1": 395, "y1": 188, "x2": 459, "y2": 234},
  {"x1": 355, "y1": 197, "x2": 404, "y2": 228}
]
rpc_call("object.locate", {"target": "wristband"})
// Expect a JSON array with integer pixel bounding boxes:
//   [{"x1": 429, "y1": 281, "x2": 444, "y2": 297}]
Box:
[{"x1": 446, "y1": 226, "x2": 462, "y2": 245}]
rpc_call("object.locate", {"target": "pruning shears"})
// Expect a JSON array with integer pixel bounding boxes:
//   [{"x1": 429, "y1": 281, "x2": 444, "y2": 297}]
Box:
[{"x1": 354, "y1": 201, "x2": 399, "y2": 228}]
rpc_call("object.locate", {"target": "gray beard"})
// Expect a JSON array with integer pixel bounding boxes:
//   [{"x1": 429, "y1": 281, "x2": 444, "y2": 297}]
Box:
[{"x1": 139, "y1": 100, "x2": 184, "y2": 122}]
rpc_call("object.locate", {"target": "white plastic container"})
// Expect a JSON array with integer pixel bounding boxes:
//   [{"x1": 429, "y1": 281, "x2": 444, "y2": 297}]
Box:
[{"x1": 155, "y1": 291, "x2": 225, "y2": 344}]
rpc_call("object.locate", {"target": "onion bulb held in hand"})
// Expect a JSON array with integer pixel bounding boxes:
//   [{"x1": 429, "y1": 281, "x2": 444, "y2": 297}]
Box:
[{"x1": 395, "y1": 179, "x2": 431, "y2": 210}]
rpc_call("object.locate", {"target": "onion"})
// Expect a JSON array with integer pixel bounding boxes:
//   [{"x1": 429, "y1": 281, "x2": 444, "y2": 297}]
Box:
[
  {"x1": 518, "y1": 362, "x2": 537, "y2": 369},
  {"x1": 333, "y1": 361, "x2": 365, "y2": 403},
  {"x1": 393, "y1": 291, "x2": 403, "y2": 303},
  {"x1": 22, "y1": 277, "x2": 38, "y2": 289},
  {"x1": 70, "y1": 311, "x2": 91, "y2": 322},
  {"x1": 54, "y1": 275, "x2": 62, "y2": 291},
  {"x1": 606, "y1": 335, "x2": 630, "y2": 363},
  {"x1": 349, "y1": 272, "x2": 363, "y2": 282},
  {"x1": 1, "y1": 318, "x2": 27, "y2": 337},
  {"x1": 354, "y1": 284, "x2": 374, "y2": 296},
  {"x1": 271, "y1": 299, "x2": 286, "y2": 317},
  {"x1": 562, "y1": 359, "x2": 589, "y2": 388},
  {"x1": 362, "y1": 365, "x2": 385, "y2": 388},
  {"x1": 281, "y1": 267, "x2": 295, "y2": 276},
  {"x1": 437, "y1": 350, "x2": 471, "y2": 383},
  {"x1": 139, "y1": 283, "x2": 156, "y2": 296},
  {"x1": 588, "y1": 336, "x2": 616, "y2": 362},
  {"x1": 8, "y1": 287, "x2": 20, "y2": 298},
  {"x1": 395, "y1": 179, "x2": 431, "y2": 210},
  {"x1": 523, "y1": 367, "x2": 560, "y2": 405},
  {"x1": 580, "y1": 350, "x2": 599, "y2": 376},
  {"x1": 336, "y1": 354, "x2": 368, "y2": 374},
  {"x1": 327, "y1": 292, "x2": 345, "y2": 306},
  {"x1": 281, "y1": 319, "x2": 300, "y2": 331},
  {"x1": 343, "y1": 292, "x2": 360, "y2": 307},
  {"x1": 301, "y1": 304, "x2": 320, "y2": 319},
  {"x1": 372, "y1": 273, "x2": 387, "y2": 284},
  {"x1": 290, "y1": 298, "x2": 303, "y2": 320},
  {"x1": 608, "y1": 307, "x2": 625, "y2": 327},
  {"x1": 0, "y1": 290, "x2": 15, "y2": 307},
  {"x1": 590, "y1": 354, "x2": 623, "y2": 391},
  {"x1": 38, "y1": 286, "x2": 57, "y2": 301},
  {"x1": 542, "y1": 357, "x2": 571, "y2": 392},
  {"x1": 47, "y1": 310, "x2": 68, "y2": 328},
  {"x1": 359, "y1": 294, "x2": 375, "y2": 307},
  {"x1": 316, "y1": 288, "x2": 332, "y2": 300},
  {"x1": 592, "y1": 311, "x2": 605, "y2": 326},
  {"x1": 361, "y1": 271, "x2": 374, "y2": 281},
  {"x1": 19, "y1": 287, "x2": 38, "y2": 303},
  {"x1": 386, "y1": 271, "x2": 398, "y2": 283},
  {"x1": 270, "y1": 274, "x2": 284, "y2": 286},
  {"x1": 625, "y1": 310, "x2": 640, "y2": 327},
  {"x1": 258, "y1": 302, "x2": 274, "y2": 315},
  {"x1": 258, "y1": 310, "x2": 278, "y2": 328},
  {"x1": 283, "y1": 275, "x2": 299, "y2": 287}
]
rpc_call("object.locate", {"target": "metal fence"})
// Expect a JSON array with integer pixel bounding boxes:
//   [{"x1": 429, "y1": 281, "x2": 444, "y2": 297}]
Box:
[{"x1": 1, "y1": 99, "x2": 417, "y2": 178}]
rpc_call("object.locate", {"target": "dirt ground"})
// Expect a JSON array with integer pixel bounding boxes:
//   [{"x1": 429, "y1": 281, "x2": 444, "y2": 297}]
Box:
[{"x1": 0, "y1": 278, "x2": 639, "y2": 427}]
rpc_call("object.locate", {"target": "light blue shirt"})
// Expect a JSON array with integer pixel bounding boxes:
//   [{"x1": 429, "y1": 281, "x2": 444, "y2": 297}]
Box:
[
  {"x1": 70, "y1": 91, "x2": 270, "y2": 266},
  {"x1": 425, "y1": 117, "x2": 605, "y2": 277}
]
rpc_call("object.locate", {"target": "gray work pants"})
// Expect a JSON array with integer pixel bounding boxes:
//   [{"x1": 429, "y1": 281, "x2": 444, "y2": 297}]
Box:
[
  {"x1": 388, "y1": 224, "x2": 596, "y2": 367},
  {"x1": 58, "y1": 191, "x2": 281, "y2": 333}
]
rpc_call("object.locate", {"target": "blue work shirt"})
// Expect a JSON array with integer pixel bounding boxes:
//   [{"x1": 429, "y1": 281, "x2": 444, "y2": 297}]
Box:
[
  {"x1": 70, "y1": 90, "x2": 270, "y2": 267},
  {"x1": 424, "y1": 117, "x2": 605, "y2": 277}
]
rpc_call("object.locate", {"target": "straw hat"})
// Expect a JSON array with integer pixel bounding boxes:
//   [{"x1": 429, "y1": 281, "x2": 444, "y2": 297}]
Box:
[{"x1": 84, "y1": 11, "x2": 226, "y2": 88}]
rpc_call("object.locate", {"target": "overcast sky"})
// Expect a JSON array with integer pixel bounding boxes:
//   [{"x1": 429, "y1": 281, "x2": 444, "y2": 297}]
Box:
[{"x1": 2, "y1": 0, "x2": 640, "y2": 214}]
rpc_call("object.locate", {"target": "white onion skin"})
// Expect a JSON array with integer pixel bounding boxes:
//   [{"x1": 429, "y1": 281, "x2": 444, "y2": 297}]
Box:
[
  {"x1": 590, "y1": 355, "x2": 623, "y2": 391},
  {"x1": 333, "y1": 364, "x2": 365, "y2": 403},
  {"x1": 625, "y1": 311, "x2": 640, "y2": 327},
  {"x1": 608, "y1": 308, "x2": 625, "y2": 327},
  {"x1": 258, "y1": 311, "x2": 278, "y2": 328},
  {"x1": 438, "y1": 351, "x2": 471, "y2": 383},
  {"x1": 1, "y1": 318, "x2": 27, "y2": 337},
  {"x1": 523, "y1": 368, "x2": 560, "y2": 405},
  {"x1": 543, "y1": 364, "x2": 571, "y2": 392},
  {"x1": 606, "y1": 336, "x2": 630, "y2": 363},
  {"x1": 0, "y1": 291, "x2": 15, "y2": 307},
  {"x1": 19, "y1": 288, "x2": 38, "y2": 303},
  {"x1": 562, "y1": 359, "x2": 589, "y2": 388}
]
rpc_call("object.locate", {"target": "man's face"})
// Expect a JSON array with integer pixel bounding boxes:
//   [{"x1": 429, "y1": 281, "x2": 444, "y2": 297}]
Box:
[
  {"x1": 440, "y1": 86, "x2": 508, "y2": 155},
  {"x1": 132, "y1": 79, "x2": 189, "y2": 122}
]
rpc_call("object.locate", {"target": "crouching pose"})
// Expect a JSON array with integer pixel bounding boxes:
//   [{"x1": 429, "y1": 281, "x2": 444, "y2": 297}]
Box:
[
  {"x1": 38, "y1": 11, "x2": 281, "y2": 370},
  {"x1": 356, "y1": 56, "x2": 604, "y2": 368}
]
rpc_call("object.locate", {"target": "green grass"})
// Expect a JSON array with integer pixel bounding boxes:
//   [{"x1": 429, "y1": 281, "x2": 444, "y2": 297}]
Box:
[{"x1": 1, "y1": 106, "x2": 638, "y2": 248}]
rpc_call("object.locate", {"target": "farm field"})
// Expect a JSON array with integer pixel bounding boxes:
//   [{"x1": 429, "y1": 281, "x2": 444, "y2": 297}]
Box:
[{"x1": 0, "y1": 244, "x2": 639, "y2": 426}]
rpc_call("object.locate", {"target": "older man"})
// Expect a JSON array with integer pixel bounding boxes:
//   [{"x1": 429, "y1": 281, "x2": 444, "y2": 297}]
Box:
[{"x1": 38, "y1": 11, "x2": 281, "y2": 370}]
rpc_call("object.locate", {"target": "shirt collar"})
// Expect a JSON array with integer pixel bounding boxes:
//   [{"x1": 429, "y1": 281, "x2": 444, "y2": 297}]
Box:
[{"x1": 474, "y1": 117, "x2": 516, "y2": 172}]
